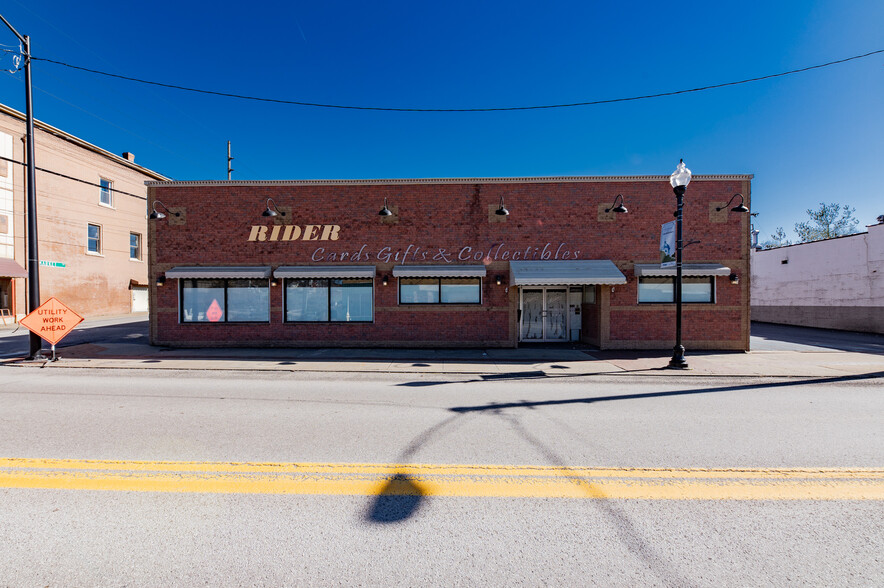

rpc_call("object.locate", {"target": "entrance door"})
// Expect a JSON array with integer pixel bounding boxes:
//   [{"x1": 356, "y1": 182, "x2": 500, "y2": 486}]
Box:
[
  {"x1": 521, "y1": 289, "x2": 544, "y2": 340},
  {"x1": 520, "y1": 287, "x2": 569, "y2": 342},
  {"x1": 544, "y1": 288, "x2": 568, "y2": 341},
  {"x1": 131, "y1": 286, "x2": 148, "y2": 312}
]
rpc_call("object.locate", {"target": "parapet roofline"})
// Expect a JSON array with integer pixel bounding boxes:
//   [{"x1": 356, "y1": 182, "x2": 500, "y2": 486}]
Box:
[
  {"x1": 146, "y1": 174, "x2": 753, "y2": 187},
  {"x1": 0, "y1": 102, "x2": 170, "y2": 182}
]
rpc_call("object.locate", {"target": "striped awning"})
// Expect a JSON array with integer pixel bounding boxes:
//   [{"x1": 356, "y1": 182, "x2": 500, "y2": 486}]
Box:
[
  {"x1": 0, "y1": 258, "x2": 28, "y2": 278},
  {"x1": 509, "y1": 260, "x2": 626, "y2": 286},
  {"x1": 634, "y1": 263, "x2": 731, "y2": 277},
  {"x1": 393, "y1": 265, "x2": 487, "y2": 278},
  {"x1": 273, "y1": 265, "x2": 376, "y2": 279},
  {"x1": 164, "y1": 266, "x2": 272, "y2": 279}
]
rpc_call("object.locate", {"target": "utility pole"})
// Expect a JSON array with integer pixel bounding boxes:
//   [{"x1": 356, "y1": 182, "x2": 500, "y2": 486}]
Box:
[
  {"x1": 227, "y1": 141, "x2": 233, "y2": 180},
  {"x1": 0, "y1": 14, "x2": 42, "y2": 359}
]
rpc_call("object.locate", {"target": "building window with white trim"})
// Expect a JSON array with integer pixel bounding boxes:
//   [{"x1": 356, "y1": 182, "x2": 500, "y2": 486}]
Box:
[
  {"x1": 87, "y1": 223, "x2": 102, "y2": 254},
  {"x1": 285, "y1": 278, "x2": 373, "y2": 322},
  {"x1": 399, "y1": 277, "x2": 481, "y2": 304},
  {"x1": 129, "y1": 233, "x2": 142, "y2": 260},
  {"x1": 637, "y1": 276, "x2": 714, "y2": 303},
  {"x1": 99, "y1": 178, "x2": 113, "y2": 207}
]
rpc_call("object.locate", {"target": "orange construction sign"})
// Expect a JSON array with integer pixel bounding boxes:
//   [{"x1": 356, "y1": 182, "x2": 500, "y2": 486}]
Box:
[{"x1": 19, "y1": 297, "x2": 84, "y2": 345}]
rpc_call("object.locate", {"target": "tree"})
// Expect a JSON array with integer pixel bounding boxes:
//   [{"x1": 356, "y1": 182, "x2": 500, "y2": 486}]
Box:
[
  {"x1": 794, "y1": 203, "x2": 860, "y2": 243},
  {"x1": 760, "y1": 227, "x2": 792, "y2": 249}
]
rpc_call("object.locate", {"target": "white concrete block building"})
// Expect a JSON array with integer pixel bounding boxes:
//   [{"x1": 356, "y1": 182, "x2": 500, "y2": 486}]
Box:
[{"x1": 751, "y1": 220, "x2": 884, "y2": 333}]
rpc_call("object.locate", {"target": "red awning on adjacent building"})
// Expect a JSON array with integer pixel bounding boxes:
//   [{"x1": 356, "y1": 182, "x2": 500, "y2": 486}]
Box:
[{"x1": 0, "y1": 258, "x2": 27, "y2": 278}]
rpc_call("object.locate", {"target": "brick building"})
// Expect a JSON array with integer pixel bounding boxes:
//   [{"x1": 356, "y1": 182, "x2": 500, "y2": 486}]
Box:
[
  {"x1": 0, "y1": 103, "x2": 168, "y2": 322},
  {"x1": 147, "y1": 175, "x2": 751, "y2": 349}
]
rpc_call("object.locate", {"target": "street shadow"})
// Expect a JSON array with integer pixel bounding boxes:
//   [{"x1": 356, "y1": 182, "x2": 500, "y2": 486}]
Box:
[
  {"x1": 364, "y1": 414, "x2": 468, "y2": 525},
  {"x1": 480, "y1": 370, "x2": 547, "y2": 380},
  {"x1": 397, "y1": 380, "x2": 452, "y2": 387},
  {"x1": 448, "y1": 370, "x2": 884, "y2": 413},
  {"x1": 495, "y1": 411, "x2": 692, "y2": 586},
  {"x1": 367, "y1": 474, "x2": 426, "y2": 523}
]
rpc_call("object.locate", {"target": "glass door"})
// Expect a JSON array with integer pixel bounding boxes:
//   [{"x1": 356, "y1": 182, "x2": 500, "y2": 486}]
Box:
[
  {"x1": 544, "y1": 288, "x2": 568, "y2": 341},
  {"x1": 520, "y1": 287, "x2": 570, "y2": 342},
  {"x1": 521, "y1": 289, "x2": 544, "y2": 340}
]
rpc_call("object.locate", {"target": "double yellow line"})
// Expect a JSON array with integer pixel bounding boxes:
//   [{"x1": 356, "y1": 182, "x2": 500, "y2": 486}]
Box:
[{"x1": 2, "y1": 458, "x2": 882, "y2": 500}]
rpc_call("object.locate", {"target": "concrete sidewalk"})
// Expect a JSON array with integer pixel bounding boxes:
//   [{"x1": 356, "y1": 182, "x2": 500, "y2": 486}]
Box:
[{"x1": 4, "y1": 337, "x2": 883, "y2": 378}]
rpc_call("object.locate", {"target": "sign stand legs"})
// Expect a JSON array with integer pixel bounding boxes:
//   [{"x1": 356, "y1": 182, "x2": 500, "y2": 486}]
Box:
[{"x1": 50, "y1": 343, "x2": 56, "y2": 362}]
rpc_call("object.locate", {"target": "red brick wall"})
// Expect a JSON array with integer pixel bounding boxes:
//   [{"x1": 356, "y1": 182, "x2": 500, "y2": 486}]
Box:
[{"x1": 149, "y1": 179, "x2": 749, "y2": 349}]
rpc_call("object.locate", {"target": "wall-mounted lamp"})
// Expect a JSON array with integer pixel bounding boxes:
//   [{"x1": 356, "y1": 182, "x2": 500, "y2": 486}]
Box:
[
  {"x1": 262, "y1": 198, "x2": 285, "y2": 217},
  {"x1": 495, "y1": 196, "x2": 509, "y2": 216},
  {"x1": 495, "y1": 275, "x2": 503, "y2": 286},
  {"x1": 382, "y1": 275, "x2": 389, "y2": 286},
  {"x1": 148, "y1": 200, "x2": 180, "y2": 220},
  {"x1": 378, "y1": 198, "x2": 393, "y2": 216},
  {"x1": 156, "y1": 274, "x2": 166, "y2": 287},
  {"x1": 270, "y1": 277, "x2": 279, "y2": 287},
  {"x1": 716, "y1": 193, "x2": 749, "y2": 213},
  {"x1": 605, "y1": 194, "x2": 628, "y2": 214},
  {"x1": 729, "y1": 273, "x2": 740, "y2": 285}
]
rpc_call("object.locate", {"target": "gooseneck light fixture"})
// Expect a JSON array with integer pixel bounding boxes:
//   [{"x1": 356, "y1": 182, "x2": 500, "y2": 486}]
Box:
[
  {"x1": 495, "y1": 196, "x2": 509, "y2": 216},
  {"x1": 668, "y1": 159, "x2": 691, "y2": 370},
  {"x1": 262, "y1": 198, "x2": 285, "y2": 217},
  {"x1": 605, "y1": 194, "x2": 628, "y2": 214},
  {"x1": 149, "y1": 200, "x2": 180, "y2": 220},
  {"x1": 378, "y1": 197, "x2": 393, "y2": 216},
  {"x1": 716, "y1": 193, "x2": 749, "y2": 213}
]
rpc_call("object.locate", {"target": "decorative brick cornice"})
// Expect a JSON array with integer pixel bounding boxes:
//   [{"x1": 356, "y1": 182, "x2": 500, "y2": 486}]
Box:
[{"x1": 146, "y1": 174, "x2": 753, "y2": 188}]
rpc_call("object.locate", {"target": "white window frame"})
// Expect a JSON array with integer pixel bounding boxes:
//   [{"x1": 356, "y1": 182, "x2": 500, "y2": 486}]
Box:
[
  {"x1": 129, "y1": 232, "x2": 142, "y2": 261},
  {"x1": 99, "y1": 178, "x2": 114, "y2": 208},
  {"x1": 87, "y1": 223, "x2": 102, "y2": 256}
]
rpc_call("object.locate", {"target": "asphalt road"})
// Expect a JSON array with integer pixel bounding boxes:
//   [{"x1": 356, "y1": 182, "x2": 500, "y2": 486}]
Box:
[{"x1": 1, "y1": 368, "x2": 882, "y2": 586}]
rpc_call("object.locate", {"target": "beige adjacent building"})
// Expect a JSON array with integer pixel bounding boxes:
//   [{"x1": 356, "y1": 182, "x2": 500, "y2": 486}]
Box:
[
  {"x1": 751, "y1": 220, "x2": 884, "y2": 334},
  {"x1": 0, "y1": 103, "x2": 168, "y2": 323}
]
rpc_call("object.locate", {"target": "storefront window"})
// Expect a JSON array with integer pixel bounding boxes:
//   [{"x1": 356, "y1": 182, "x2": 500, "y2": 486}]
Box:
[
  {"x1": 181, "y1": 279, "x2": 226, "y2": 322},
  {"x1": 400, "y1": 278, "x2": 439, "y2": 303},
  {"x1": 286, "y1": 278, "x2": 373, "y2": 322},
  {"x1": 181, "y1": 278, "x2": 270, "y2": 322},
  {"x1": 330, "y1": 279, "x2": 373, "y2": 322},
  {"x1": 441, "y1": 278, "x2": 481, "y2": 303},
  {"x1": 638, "y1": 277, "x2": 713, "y2": 303},
  {"x1": 286, "y1": 279, "x2": 330, "y2": 322},
  {"x1": 400, "y1": 278, "x2": 481, "y2": 304},
  {"x1": 227, "y1": 279, "x2": 270, "y2": 322}
]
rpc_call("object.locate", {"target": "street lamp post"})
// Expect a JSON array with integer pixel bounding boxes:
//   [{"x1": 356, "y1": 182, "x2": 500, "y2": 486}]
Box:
[{"x1": 668, "y1": 159, "x2": 691, "y2": 369}]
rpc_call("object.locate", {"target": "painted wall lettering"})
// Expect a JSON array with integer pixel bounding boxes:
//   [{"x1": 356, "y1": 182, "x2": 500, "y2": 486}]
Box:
[{"x1": 248, "y1": 224, "x2": 341, "y2": 242}]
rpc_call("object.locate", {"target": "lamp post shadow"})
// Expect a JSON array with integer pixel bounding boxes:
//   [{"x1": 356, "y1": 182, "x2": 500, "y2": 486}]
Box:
[{"x1": 367, "y1": 473, "x2": 427, "y2": 523}]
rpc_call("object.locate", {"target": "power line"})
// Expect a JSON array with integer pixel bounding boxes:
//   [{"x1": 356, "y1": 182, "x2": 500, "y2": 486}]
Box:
[
  {"x1": 0, "y1": 154, "x2": 147, "y2": 201},
  {"x1": 1, "y1": 47, "x2": 880, "y2": 112}
]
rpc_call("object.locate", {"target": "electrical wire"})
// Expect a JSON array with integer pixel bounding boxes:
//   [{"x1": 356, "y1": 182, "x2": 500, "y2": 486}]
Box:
[
  {"x1": 3, "y1": 48, "x2": 878, "y2": 112},
  {"x1": 0, "y1": 154, "x2": 147, "y2": 201}
]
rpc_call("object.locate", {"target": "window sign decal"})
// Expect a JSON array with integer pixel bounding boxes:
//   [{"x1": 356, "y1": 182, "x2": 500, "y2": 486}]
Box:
[{"x1": 206, "y1": 299, "x2": 224, "y2": 322}]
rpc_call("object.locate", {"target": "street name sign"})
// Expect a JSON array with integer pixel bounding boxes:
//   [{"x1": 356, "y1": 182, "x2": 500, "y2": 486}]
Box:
[{"x1": 19, "y1": 297, "x2": 84, "y2": 345}]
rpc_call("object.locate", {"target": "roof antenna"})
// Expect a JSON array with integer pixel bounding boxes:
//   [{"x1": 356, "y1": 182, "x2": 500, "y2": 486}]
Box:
[{"x1": 227, "y1": 141, "x2": 234, "y2": 180}]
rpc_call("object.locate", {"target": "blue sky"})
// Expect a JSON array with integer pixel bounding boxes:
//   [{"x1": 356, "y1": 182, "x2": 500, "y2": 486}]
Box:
[{"x1": 1, "y1": 1, "x2": 881, "y2": 241}]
